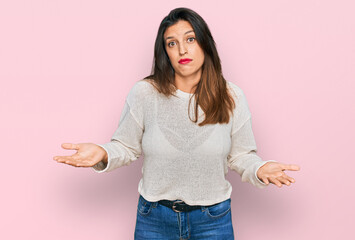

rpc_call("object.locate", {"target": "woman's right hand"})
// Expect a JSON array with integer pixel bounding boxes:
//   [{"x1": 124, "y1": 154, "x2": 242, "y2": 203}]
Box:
[{"x1": 53, "y1": 143, "x2": 108, "y2": 168}]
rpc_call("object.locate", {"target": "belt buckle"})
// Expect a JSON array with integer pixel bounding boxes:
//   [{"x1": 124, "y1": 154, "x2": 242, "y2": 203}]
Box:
[{"x1": 172, "y1": 200, "x2": 184, "y2": 213}]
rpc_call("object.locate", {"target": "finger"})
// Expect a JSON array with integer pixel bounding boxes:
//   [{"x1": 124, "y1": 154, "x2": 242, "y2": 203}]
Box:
[
  {"x1": 269, "y1": 177, "x2": 282, "y2": 188},
  {"x1": 61, "y1": 143, "x2": 80, "y2": 150},
  {"x1": 280, "y1": 164, "x2": 300, "y2": 171},
  {"x1": 54, "y1": 155, "x2": 93, "y2": 167},
  {"x1": 55, "y1": 156, "x2": 85, "y2": 167},
  {"x1": 54, "y1": 152, "x2": 78, "y2": 161},
  {"x1": 284, "y1": 175, "x2": 296, "y2": 183},
  {"x1": 277, "y1": 177, "x2": 291, "y2": 186},
  {"x1": 55, "y1": 155, "x2": 83, "y2": 164},
  {"x1": 261, "y1": 177, "x2": 269, "y2": 185},
  {"x1": 54, "y1": 155, "x2": 75, "y2": 163}
]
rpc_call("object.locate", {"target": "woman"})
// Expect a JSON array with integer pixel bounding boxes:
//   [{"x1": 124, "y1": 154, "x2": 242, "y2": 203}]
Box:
[{"x1": 53, "y1": 7, "x2": 300, "y2": 239}]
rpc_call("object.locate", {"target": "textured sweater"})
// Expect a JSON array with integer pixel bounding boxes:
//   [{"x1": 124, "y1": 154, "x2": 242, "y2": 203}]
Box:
[{"x1": 92, "y1": 79, "x2": 276, "y2": 206}]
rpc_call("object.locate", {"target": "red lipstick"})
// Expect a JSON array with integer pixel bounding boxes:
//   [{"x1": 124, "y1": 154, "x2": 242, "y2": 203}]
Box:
[{"x1": 179, "y1": 58, "x2": 192, "y2": 64}]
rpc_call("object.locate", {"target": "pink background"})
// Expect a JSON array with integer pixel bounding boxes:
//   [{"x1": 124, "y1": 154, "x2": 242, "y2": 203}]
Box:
[{"x1": 1, "y1": 0, "x2": 354, "y2": 239}]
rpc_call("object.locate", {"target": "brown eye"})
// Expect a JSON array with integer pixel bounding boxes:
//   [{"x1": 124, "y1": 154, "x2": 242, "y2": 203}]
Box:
[
  {"x1": 168, "y1": 41, "x2": 176, "y2": 47},
  {"x1": 187, "y1": 37, "x2": 195, "y2": 43}
]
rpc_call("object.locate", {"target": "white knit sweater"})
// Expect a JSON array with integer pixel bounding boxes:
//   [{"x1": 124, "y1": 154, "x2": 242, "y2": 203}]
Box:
[{"x1": 92, "y1": 79, "x2": 276, "y2": 206}]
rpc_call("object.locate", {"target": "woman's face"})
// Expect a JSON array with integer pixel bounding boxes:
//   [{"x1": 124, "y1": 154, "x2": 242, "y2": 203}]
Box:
[{"x1": 164, "y1": 20, "x2": 205, "y2": 80}]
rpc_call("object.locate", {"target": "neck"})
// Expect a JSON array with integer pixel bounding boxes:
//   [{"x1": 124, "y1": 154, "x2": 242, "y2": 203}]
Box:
[{"x1": 174, "y1": 70, "x2": 201, "y2": 93}]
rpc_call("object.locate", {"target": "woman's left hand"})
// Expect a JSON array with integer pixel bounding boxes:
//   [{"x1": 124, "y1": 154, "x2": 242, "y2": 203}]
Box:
[{"x1": 257, "y1": 162, "x2": 300, "y2": 187}]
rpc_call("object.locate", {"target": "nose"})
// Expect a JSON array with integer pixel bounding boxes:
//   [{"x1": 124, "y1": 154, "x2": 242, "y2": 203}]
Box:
[{"x1": 178, "y1": 42, "x2": 187, "y2": 55}]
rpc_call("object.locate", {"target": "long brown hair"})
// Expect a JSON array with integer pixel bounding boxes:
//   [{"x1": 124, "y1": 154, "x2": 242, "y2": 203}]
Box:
[{"x1": 144, "y1": 7, "x2": 236, "y2": 126}]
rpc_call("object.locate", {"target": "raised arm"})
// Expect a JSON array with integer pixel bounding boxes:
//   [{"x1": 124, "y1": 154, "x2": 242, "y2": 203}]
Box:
[
  {"x1": 226, "y1": 82, "x2": 300, "y2": 188},
  {"x1": 227, "y1": 116, "x2": 277, "y2": 188},
  {"x1": 92, "y1": 99, "x2": 144, "y2": 173},
  {"x1": 53, "y1": 80, "x2": 147, "y2": 173}
]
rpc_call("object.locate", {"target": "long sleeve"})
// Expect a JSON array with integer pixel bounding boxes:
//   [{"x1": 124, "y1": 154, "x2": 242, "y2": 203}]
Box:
[
  {"x1": 227, "y1": 117, "x2": 277, "y2": 188},
  {"x1": 92, "y1": 81, "x2": 145, "y2": 173},
  {"x1": 227, "y1": 85, "x2": 276, "y2": 188}
]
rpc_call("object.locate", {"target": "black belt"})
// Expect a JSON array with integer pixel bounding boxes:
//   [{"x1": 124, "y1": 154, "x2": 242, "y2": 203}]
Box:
[{"x1": 158, "y1": 199, "x2": 219, "y2": 213}]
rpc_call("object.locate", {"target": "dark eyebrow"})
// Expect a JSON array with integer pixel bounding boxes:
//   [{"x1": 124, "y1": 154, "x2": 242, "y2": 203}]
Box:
[{"x1": 165, "y1": 30, "x2": 195, "y2": 41}]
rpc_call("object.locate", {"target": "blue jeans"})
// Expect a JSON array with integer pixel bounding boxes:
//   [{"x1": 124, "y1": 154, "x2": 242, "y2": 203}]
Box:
[{"x1": 134, "y1": 195, "x2": 234, "y2": 239}]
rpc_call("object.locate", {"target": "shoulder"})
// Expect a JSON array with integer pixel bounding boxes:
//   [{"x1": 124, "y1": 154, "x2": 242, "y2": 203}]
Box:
[
  {"x1": 127, "y1": 78, "x2": 156, "y2": 100},
  {"x1": 226, "y1": 80, "x2": 246, "y2": 102},
  {"x1": 130, "y1": 78, "x2": 155, "y2": 93},
  {"x1": 226, "y1": 81, "x2": 252, "y2": 118}
]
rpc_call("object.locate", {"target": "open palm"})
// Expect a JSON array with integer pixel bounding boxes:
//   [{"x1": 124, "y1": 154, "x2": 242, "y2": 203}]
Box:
[
  {"x1": 257, "y1": 161, "x2": 300, "y2": 187},
  {"x1": 53, "y1": 143, "x2": 107, "y2": 168}
]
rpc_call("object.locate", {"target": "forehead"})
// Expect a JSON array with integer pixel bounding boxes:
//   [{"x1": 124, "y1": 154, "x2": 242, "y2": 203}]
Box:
[{"x1": 164, "y1": 20, "x2": 194, "y2": 38}]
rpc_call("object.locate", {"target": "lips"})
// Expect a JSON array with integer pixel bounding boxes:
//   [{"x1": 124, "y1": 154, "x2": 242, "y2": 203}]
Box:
[{"x1": 179, "y1": 58, "x2": 192, "y2": 64}]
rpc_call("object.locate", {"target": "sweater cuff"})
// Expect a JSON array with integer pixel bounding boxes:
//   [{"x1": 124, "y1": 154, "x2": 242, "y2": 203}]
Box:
[
  {"x1": 92, "y1": 144, "x2": 111, "y2": 173},
  {"x1": 254, "y1": 160, "x2": 278, "y2": 188}
]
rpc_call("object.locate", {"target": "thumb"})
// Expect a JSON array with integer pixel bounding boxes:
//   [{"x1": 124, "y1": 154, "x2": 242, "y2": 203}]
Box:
[
  {"x1": 61, "y1": 143, "x2": 80, "y2": 150},
  {"x1": 281, "y1": 164, "x2": 301, "y2": 171}
]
